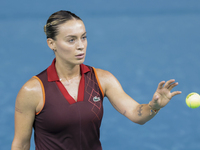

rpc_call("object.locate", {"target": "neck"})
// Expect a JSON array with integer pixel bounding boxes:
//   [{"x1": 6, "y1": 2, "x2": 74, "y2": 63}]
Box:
[{"x1": 55, "y1": 59, "x2": 81, "y2": 81}]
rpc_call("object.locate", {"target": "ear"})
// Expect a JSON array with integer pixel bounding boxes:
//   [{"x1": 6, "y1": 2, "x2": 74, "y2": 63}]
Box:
[{"x1": 47, "y1": 38, "x2": 56, "y2": 51}]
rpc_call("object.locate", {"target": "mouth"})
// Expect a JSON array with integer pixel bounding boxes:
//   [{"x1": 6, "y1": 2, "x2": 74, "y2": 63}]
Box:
[{"x1": 75, "y1": 53, "x2": 85, "y2": 59}]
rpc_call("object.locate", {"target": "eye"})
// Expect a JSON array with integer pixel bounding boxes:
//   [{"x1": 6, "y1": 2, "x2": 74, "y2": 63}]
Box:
[
  {"x1": 82, "y1": 36, "x2": 87, "y2": 40},
  {"x1": 69, "y1": 38, "x2": 75, "y2": 43}
]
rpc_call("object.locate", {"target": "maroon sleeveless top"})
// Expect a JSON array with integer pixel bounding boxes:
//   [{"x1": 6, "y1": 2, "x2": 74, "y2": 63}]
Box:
[{"x1": 33, "y1": 59, "x2": 104, "y2": 150}]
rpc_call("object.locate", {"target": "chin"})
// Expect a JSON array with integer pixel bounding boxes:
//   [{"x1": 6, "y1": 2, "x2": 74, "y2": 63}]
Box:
[{"x1": 76, "y1": 58, "x2": 85, "y2": 65}]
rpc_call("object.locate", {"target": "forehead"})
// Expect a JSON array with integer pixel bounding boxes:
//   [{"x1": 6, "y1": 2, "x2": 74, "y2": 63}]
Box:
[{"x1": 57, "y1": 20, "x2": 86, "y2": 36}]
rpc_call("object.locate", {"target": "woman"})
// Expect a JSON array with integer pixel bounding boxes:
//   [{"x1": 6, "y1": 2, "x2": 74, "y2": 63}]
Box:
[{"x1": 11, "y1": 10, "x2": 181, "y2": 150}]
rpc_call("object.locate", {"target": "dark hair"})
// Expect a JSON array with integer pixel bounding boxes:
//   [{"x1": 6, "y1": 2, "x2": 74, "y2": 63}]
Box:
[{"x1": 44, "y1": 10, "x2": 82, "y2": 40}]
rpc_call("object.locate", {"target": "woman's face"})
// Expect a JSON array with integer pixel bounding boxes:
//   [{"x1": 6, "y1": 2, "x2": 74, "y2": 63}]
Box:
[{"x1": 51, "y1": 19, "x2": 87, "y2": 65}]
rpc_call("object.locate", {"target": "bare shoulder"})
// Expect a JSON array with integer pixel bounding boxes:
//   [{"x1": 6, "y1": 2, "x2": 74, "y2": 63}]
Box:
[
  {"x1": 17, "y1": 77, "x2": 42, "y2": 99},
  {"x1": 94, "y1": 68, "x2": 122, "y2": 96},
  {"x1": 94, "y1": 68, "x2": 117, "y2": 84},
  {"x1": 16, "y1": 77, "x2": 43, "y2": 113},
  {"x1": 95, "y1": 68, "x2": 114, "y2": 79}
]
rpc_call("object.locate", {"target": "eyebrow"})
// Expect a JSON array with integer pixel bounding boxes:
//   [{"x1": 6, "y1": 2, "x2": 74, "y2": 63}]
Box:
[{"x1": 65, "y1": 32, "x2": 87, "y2": 38}]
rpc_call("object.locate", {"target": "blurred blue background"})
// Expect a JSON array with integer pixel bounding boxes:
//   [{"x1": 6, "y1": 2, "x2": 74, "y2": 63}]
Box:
[{"x1": 1, "y1": 0, "x2": 200, "y2": 149}]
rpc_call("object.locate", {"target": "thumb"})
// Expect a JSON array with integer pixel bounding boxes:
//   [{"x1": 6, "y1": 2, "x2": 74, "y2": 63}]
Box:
[{"x1": 153, "y1": 95, "x2": 159, "y2": 103}]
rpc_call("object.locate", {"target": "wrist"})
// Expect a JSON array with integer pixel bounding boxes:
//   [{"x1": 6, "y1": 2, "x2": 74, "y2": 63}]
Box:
[{"x1": 148, "y1": 102, "x2": 160, "y2": 115}]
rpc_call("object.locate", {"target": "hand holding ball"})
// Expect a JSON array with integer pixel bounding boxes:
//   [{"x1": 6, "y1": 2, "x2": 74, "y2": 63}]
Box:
[{"x1": 186, "y1": 92, "x2": 200, "y2": 109}]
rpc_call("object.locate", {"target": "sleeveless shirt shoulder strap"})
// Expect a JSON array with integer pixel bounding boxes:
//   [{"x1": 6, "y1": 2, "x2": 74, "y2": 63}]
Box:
[
  {"x1": 32, "y1": 69, "x2": 47, "y2": 115},
  {"x1": 90, "y1": 66, "x2": 104, "y2": 97}
]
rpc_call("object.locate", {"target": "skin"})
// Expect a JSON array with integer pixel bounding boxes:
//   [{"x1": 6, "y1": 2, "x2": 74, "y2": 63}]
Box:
[{"x1": 11, "y1": 19, "x2": 181, "y2": 150}]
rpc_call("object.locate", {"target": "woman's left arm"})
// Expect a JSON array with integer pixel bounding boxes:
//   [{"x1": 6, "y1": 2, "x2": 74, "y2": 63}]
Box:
[{"x1": 96, "y1": 69, "x2": 181, "y2": 125}]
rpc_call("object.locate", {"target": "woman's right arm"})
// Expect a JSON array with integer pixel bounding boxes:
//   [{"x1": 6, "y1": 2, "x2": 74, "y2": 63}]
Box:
[{"x1": 11, "y1": 77, "x2": 43, "y2": 150}]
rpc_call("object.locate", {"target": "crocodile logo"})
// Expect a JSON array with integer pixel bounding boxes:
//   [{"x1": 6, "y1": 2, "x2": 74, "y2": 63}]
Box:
[{"x1": 93, "y1": 96, "x2": 100, "y2": 102}]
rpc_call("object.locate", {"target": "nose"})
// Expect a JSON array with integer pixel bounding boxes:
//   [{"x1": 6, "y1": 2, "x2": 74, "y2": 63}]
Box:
[{"x1": 77, "y1": 39, "x2": 84, "y2": 50}]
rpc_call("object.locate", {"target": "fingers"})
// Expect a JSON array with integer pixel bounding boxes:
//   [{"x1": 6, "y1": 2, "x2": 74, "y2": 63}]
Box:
[
  {"x1": 164, "y1": 79, "x2": 176, "y2": 89},
  {"x1": 158, "y1": 79, "x2": 178, "y2": 90},
  {"x1": 158, "y1": 81, "x2": 166, "y2": 89},
  {"x1": 167, "y1": 82, "x2": 178, "y2": 91},
  {"x1": 171, "y1": 91, "x2": 182, "y2": 97}
]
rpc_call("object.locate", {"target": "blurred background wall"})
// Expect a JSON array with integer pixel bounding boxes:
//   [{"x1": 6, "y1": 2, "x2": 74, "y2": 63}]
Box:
[{"x1": 0, "y1": 0, "x2": 200, "y2": 149}]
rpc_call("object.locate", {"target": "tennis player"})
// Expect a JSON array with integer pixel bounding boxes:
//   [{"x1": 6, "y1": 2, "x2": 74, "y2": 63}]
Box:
[{"x1": 11, "y1": 10, "x2": 181, "y2": 150}]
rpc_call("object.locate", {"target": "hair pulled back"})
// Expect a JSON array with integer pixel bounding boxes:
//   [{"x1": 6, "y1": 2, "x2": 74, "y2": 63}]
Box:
[{"x1": 44, "y1": 10, "x2": 82, "y2": 40}]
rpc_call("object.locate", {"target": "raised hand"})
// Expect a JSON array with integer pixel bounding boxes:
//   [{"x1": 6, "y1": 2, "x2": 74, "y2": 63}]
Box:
[{"x1": 149, "y1": 79, "x2": 182, "y2": 110}]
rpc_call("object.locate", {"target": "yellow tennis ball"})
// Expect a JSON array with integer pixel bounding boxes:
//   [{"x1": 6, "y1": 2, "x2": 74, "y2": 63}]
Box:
[{"x1": 186, "y1": 92, "x2": 200, "y2": 109}]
